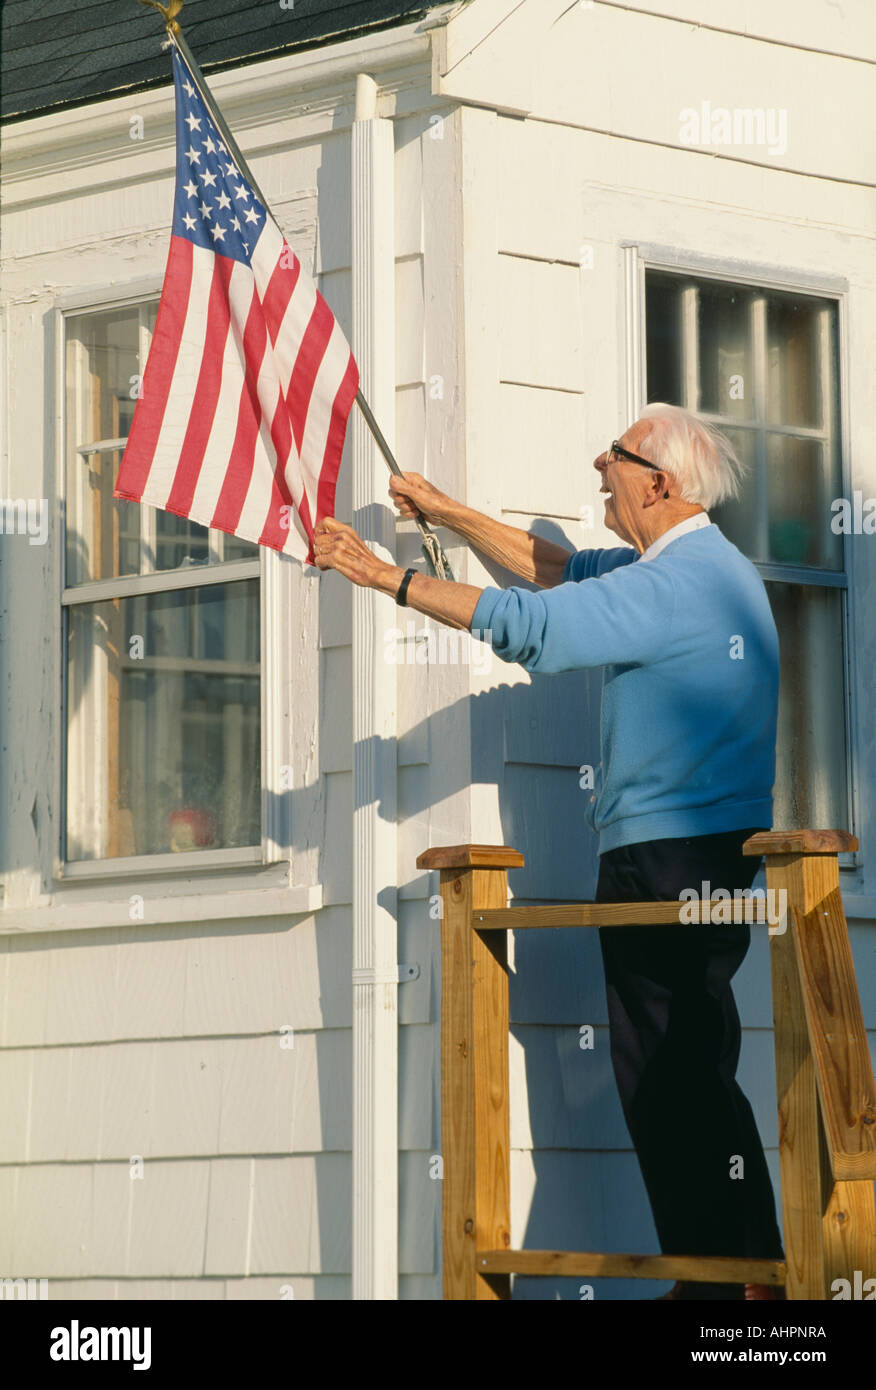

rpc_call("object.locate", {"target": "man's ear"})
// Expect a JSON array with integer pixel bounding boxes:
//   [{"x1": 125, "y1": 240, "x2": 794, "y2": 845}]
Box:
[{"x1": 643, "y1": 472, "x2": 668, "y2": 507}]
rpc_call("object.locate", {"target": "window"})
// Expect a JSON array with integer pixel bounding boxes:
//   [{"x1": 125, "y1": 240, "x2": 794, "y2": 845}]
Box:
[
  {"x1": 63, "y1": 301, "x2": 262, "y2": 865},
  {"x1": 645, "y1": 270, "x2": 849, "y2": 833}
]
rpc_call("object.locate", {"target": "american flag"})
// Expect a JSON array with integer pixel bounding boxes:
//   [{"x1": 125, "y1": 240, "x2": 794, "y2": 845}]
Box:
[{"x1": 114, "y1": 44, "x2": 359, "y2": 563}]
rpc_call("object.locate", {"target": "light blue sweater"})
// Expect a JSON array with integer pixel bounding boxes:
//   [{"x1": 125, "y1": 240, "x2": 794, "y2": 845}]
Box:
[{"x1": 470, "y1": 524, "x2": 778, "y2": 854}]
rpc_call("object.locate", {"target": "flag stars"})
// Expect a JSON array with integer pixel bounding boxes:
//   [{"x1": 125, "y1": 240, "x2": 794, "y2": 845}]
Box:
[
  {"x1": 203, "y1": 135, "x2": 216, "y2": 154},
  {"x1": 210, "y1": 224, "x2": 227, "y2": 242},
  {"x1": 185, "y1": 112, "x2": 202, "y2": 132},
  {"x1": 243, "y1": 206, "x2": 260, "y2": 225},
  {"x1": 185, "y1": 146, "x2": 201, "y2": 165},
  {"x1": 199, "y1": 200, "x2": 212, "y2": 218},
  {"x1": 183, "y1": 179, "x2": 199, "y2": 199},
  {"x1": 218, "y1": 140, "x2": 227, "y2": 154},
  {"x1": 230, "y1": 216, "x2": 241, "y2": 232},
  {"x1": 182, "y1": 77, "x2": 196, "y2": 98},
  {"x1": 182, "y1": 212, "x2": 197, "y2": 231},
  {"x1": 200, "y1": 169, "x2": 217, "y2": 188},
  {"x1": 216, "y1": 191, "x2": 231, "y2": 210}
]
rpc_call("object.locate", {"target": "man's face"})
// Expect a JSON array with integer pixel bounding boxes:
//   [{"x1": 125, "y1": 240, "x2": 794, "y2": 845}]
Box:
[{"x1": 593, "y1": 420, "x2": 659, "y2": 545}]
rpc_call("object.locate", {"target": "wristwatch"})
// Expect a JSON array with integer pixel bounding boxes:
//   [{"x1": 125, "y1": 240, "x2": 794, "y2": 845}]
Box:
[{"x1": 395, "y1": 567, "x2": 417, "y2": 607}]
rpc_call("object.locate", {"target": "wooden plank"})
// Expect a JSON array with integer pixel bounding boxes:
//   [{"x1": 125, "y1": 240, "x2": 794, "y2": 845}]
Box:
[
  {"x1": 441, "y1": 862, "x2": 478, "y2": 1300},
  {"x1": 744, "y1": 830, "x2": 858, "y2": 856},
  {"x1": 762, "y1": 848, "x2": 876, "y2": 1299},
  {"x1": 419, "y1": 845, "x2": 524, "y2": 871},
  {"x1": 440, "y1": 864, "x2": 511, "y2": 1300},
  {"x1": 792, "y1": 887, "x2": 876, "y2": 1180},
  {"x1": 766, "y1": 851, "x2": 831, "y2": 1299},
  {"x1": 472, "y1": 870, "x2": 512, "y2": 1301},
  {"x1": 473, "y1": 901, "x2": 781, "y2": 928},
  {"x1": 477, "y1": 1250, "x2": 785, "y2": 1285}
]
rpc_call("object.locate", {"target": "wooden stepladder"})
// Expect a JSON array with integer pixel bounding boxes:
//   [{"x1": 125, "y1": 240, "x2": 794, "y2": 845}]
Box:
[{"x1": 417, "y1": 831, "x2": 876, "y2": 1300}]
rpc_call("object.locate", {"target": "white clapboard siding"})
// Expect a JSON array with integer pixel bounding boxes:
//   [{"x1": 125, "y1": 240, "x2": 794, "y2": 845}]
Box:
[
  {"x1": 322, "y1": 646, "x2": 354, "y2": 774},
  {"x1": 320, "y1": 772, "x2": 353, "y2": 906},
  {"x1": 0, "y1": 1031, "x2": 352, "y2": 1163},
  {"x1": 615, "y1": 0, "x2": 875, "y2": 60},
  {"x1": 396, "y1": 256, "x2": 426, "y2": 387},
  {"x1": 400, "y1": 1274, "x2": 441, "y2": 1299},
  {"x1": 395, "y1": 116, "x2": 425, "y2": 260},
  {"x1": 41, "y1": 1275, "x2": 350, "y2": 1299},
  {"x1": 496, "y1": 383, "x2": 589, "y2": 521},
  {"x1": 499, "y1": 257, "x2": 584, "y2": 394},
  {"x1": 0, "y1": 911, "x2": 351, "y2": 1045},
  {"x1": 0, "y1": 1155, "x2": 353, "y2": 1280},
  {"x1": 440, "y1": 1, "x2": 875, "y2": 184},
  {"x1": 399, "y1": 1148, "x2": 438, "y2": 1275}
]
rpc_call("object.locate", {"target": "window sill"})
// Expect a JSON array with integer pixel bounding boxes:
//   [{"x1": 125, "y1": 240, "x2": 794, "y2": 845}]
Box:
[
  {"x1": 0, "y1": 882, "x2": 324, "y2": 934},
  {"x1": 59, "y1": 845, "x2": 264, "y2": 880}
]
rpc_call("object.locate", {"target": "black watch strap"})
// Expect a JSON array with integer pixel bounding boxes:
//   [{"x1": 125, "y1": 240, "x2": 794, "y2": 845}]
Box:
[{"x1": 395, "y1": 567, "x2": 417, "y2": 607}]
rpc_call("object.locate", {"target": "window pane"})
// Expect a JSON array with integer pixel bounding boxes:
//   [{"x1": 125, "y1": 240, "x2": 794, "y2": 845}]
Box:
[
  {"x1": 155, "y1": 510, "x2": 210, "y2": 571},
  {"x1": 223, "y1": 532, "x2": 260, "y2": 561},
  {"x1": 766, "y1": 293, "x2": 827, "y2": 429},
  {"x1": 710, "y1": 427, "x2": 763, "y2": 560},
  {"x1": 66, "y1": 579, "x2": 260, "y2": 861},
  {"x1": 698, "y1": 282, "x2": 752, "y2": 420},
  {"x1": 645, "y1": 273, "x2": 683, "y2": 405},
  {"x1": 66, "y1": 307, "x2": 142, "y2": 585},
  {"x1": 766, "y1": 433, "x2": 842, "y2": 569},
  {"x1": 765, "y1": 582, "x2": 848, "y2": 831}
]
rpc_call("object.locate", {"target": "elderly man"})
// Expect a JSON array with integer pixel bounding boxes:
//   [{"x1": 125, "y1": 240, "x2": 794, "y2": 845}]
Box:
[{"x1": 314, "y1": 401, "x2": 785, "y2": 1300}]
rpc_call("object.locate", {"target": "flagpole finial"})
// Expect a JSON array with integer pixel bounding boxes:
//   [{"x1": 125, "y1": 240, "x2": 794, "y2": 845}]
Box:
[{"x1": 138, "y1": 0, "x2": 183, "y2": 36}]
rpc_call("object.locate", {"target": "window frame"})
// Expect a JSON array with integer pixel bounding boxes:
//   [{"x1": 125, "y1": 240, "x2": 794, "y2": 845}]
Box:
[
  {"x1": 53, "y1": 277, "x2": 292, "y2": 884},
  {"x1": 623, "y1": 244, "x2": 860, "y2": 871}
]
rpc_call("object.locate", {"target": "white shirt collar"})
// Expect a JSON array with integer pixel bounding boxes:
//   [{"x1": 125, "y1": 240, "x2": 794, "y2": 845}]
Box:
[{"x1": 637, "y1": 512, "x2": 711, "y2": 563}]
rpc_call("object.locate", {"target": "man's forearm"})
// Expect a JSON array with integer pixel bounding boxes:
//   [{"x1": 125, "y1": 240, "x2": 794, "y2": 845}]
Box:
[
  {"x1": 441, "y1": 501, "x2": 572, "y2": 588},
  {"x1": 373, "y1": 563, "x2": 483, "y2": 630}
]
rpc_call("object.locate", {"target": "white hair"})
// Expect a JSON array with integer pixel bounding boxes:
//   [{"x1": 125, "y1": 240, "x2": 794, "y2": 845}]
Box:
[{"x1": 636, "y1": 403, "x2": 747, "y2": 509}]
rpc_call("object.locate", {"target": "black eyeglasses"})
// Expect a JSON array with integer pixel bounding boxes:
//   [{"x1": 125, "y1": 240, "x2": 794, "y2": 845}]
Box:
[{"x1": 606, "y1": 440, "x2": 662, "y2": 471}]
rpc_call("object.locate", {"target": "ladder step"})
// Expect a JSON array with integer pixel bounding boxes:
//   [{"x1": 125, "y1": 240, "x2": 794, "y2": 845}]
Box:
[{"x1": 477, "y1": 1250, "x2": 786, "y2": 1284}]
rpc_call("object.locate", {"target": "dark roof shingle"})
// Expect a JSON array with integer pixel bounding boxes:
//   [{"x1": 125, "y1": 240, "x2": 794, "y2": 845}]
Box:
[{"x1": 2, "y1": 0, "x2": 451, "y2": 122}]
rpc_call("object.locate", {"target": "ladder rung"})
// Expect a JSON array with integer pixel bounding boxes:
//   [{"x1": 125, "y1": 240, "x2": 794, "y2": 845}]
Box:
[{"x1": 477, "y1": 1250, "x2": 786, "y2": 1285}]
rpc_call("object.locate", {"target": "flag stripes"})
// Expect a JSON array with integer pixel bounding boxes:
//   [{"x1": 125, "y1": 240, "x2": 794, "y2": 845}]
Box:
[{"x1": 114, "y1": 44, "x2": 358, "y2": 564}]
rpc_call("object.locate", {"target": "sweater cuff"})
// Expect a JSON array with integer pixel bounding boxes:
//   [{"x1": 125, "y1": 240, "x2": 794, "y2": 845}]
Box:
[{"x1": 471, "y1": 586, "x2": 502, "y2": 639}]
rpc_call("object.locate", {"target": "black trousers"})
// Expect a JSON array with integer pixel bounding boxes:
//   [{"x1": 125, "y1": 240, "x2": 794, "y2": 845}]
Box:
[{"x1": 596, "y1": 826, "x2": 784, "y2": 1263}]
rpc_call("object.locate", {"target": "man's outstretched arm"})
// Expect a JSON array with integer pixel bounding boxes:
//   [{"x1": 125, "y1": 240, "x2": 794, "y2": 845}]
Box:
[
  {"x1": 388, "y1": 472, "x2": 573, "y2": 589},
  {"x1": 313, "y1": 517, "x2": 483, "y2": 629}
]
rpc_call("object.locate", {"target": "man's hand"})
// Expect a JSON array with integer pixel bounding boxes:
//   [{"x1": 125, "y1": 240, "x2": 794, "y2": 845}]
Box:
[
  {"x1": 313, "y1": 517, "x2": 391, "y2": 588},
  {"x1": 388, "y1": 472, "x2": 454, "y2": 527},
  {"x1": 312, "y1": 514, "x2": 484, "y2": 630}
]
